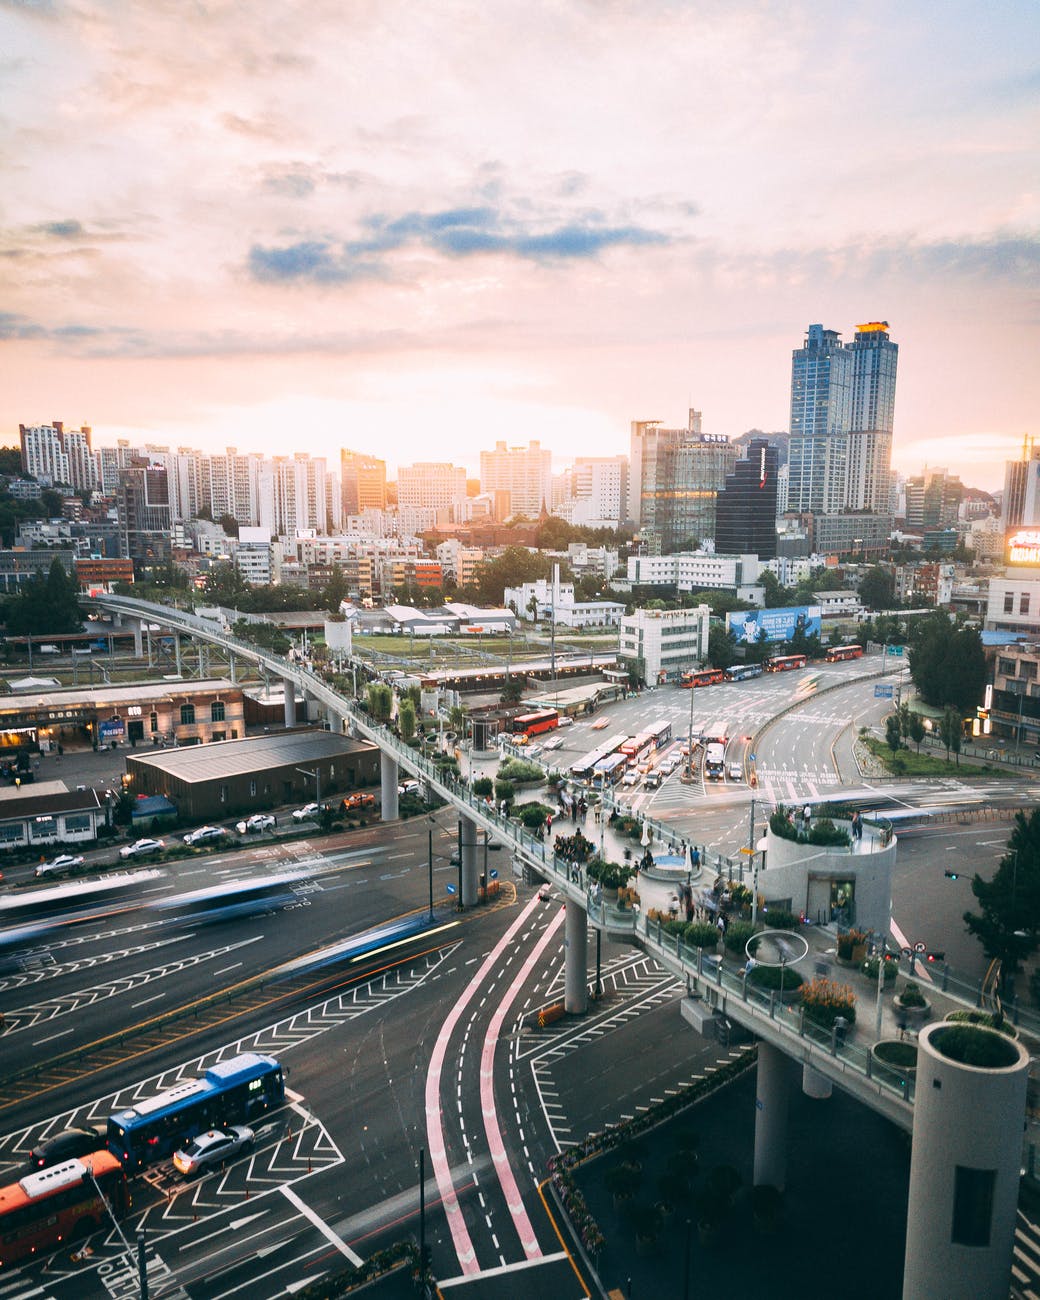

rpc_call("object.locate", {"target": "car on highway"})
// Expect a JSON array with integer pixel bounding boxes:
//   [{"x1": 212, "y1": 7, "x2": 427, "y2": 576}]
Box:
[
  {"x1": 292, "y1": 802, "x2": 320, "y2": 822},
  {"x1": 27, "y1": 1126, "x2": 107, "y2": 1171},
  {"x1": 119, "y1": 838, "x2": 165, "y2": 859},
  {"x1": 728, "y1": 763, "x2": 743, "y2": 782},
  {"x1": 236, "y1": 814, "x2": 276, "y2": 834},
  {"x1": 172, "y1": 1125, "x2": 254, "y2": 1177},
  {"x1": 183, "y1": 826, "x2": 228, "y2": 846},
  {"x1": 35, "y1": 853, "x2": 85, "y2": 878}
]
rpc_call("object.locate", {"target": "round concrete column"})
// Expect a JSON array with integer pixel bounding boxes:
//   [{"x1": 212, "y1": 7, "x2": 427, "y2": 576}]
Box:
[
  {"x1": 283, "y1": 679, "x2": 296, "y2": 727},
  {"x1": 380, "y1": 751, "x2": 399, "y2": 821},
  {"x1": 754, "y1": 1041, "x2": 794, "y2": 1190},
  {"x1": 564, "y1": 900, "x2": 588, "y2": 1015},
  {"x1": 459, "y1": 813, "x2": 479, "y2": 906},
  {"x1": 903, "y1": 1022, "x2": 1029, "y2": 1300},
  {"x1": 802, "y1": 1064, "x2": 833, "y2": 1099}
]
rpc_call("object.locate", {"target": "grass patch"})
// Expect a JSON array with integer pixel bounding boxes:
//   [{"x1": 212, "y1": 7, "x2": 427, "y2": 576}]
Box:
[{"x1": 861, "y1": 736, "x2": 1003, "y2": 778}]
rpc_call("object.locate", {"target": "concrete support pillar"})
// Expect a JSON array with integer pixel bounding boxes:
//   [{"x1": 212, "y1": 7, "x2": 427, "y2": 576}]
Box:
[
  {"x1": 903, "y1": 1023, "x2": 1029, "y2": 1300},
  {"x1": 564, "y1": 900, "x2": 589, "y2": 1015},
  {"x1": 174, "y1": 635, "x2": 182, "y2": 676},
  {"x1": 229, "y1": 652, "x2": 236, "y2": 684},
  {"x1": 753, "y1": 1042, "x2": 794, "y2": 1191},
  {"x1": 326, "y1": 706, "x2": 339, "y2": 733},
  {"x1": 802, "y1": 1064, "x2": 832, "y2": 1099},
  {"x1": 132, "y1": 620, "x2": 143, "y2": 658},
  {"x1": 459, "y1": 813, "x2": 479, "y2": 906},
  {"x1": 283, "y1": 679, "x2": 296, "y2": 727},
  {"x1": 380, "y1": 751, "x2": 399, "y2": 821},
  {"x1": 146, "y1": 628, "x2": 153, "y2": 669}
]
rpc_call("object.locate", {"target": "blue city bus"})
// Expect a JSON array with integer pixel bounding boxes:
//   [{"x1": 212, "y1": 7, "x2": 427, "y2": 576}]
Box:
[
  {"x1": 724, "y1": 663, "x2": 763, "y2": 682},
  {"x1": 106, "y1": 1053, "x2": 286, "y2": 1170}
]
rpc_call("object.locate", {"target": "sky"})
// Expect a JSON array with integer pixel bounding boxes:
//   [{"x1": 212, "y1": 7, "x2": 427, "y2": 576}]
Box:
[{"x1": 1, "y1": 0, "x2": 1037, "y2": 491}]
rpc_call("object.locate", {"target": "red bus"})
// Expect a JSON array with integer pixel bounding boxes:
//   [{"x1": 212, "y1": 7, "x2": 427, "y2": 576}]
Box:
[
  {"x1": 0, "y1": 1151, "x2": 128, "y2": 1268},
  {"x1": 680, "y1": 668, "x2": 725, "y2": 688},
  {"x1": 825, "y1": 644, "x2": 863, "y2": 662},
  {"x1": 509, "y1": 708, "x2": 559, "y2": 737},
  {"x1": 764, "y1": 654, "x2": 807, "y2": 673}
]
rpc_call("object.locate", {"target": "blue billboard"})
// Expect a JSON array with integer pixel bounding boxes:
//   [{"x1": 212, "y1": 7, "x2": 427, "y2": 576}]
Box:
[{"x1": 727, "y1": 605, "x2": 822, "y2": 645}]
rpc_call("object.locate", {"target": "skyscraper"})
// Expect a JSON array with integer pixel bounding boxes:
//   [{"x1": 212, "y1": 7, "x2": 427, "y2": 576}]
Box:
[
  {"x1": 714, "y1": 438, "x2": 779, "y2": 558},
  {"x1": 787, "y1": 320, "x2": 897, "y2": 519},
  {"x1": 340, "y1": 449, "x2": 387, "y2": 516},
  {"x1": 629, "y1": 411, "x2": 736, "y2": 552},
  {"x1": 479, "y1": 441, "x2": 553, "y2": 519}
]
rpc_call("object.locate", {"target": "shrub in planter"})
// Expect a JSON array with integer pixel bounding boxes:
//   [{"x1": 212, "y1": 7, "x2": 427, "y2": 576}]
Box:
[
  {"x1": 471, "y1": 777, "x2": 494, "y2": 798},
  {"x1": 836, "y1": 928, "x2": 869, "y2": 961},
  {"x1": 723, "y1": 920, "x2": 756, "y2": 956},
  {"x1": 945, "y1": 1009, "x2": 1018, "y2": 1037},
  {"x1": 707, "y1": 1164, "x2": 742, "y2": 1207},
  {"x1": 586, "y1": 857, "x2": 635, "y2": 890},
  {"x1": 807, "y1": 817, "x2": 851, "y2": 848},
  {"x1": 518, "y1": 802, "x2": 553, "y2": 830},
  {"x1": 862, "y1": 955, "x2": 898, "y2": 984},
  {"x1": 872, "y1": 1039, "x2": 918, "y2": 1072},
  {"x1": 896, "y1": 980, "x2": 927, "y2": 1008},
  {"x1": 759, "y1": 907, "x2": 799, "y2": 930},
  {"x1": 605, "y1": 1163, "x2": 642, "y2": 1201},
  {"x1": 747, "y1": 964, "x2": 804, "y2": 994},
  {"x1": 685, "y1": 921, "x2": 720, "y2": 949},
  {"x1": 800, "y1": 976, "x2": 856, "y2": 1029},
  {"x1": 931, "y1": 1024, "x2": 1020, "y2": 1069},
  {"x1": 494, "y1": 779, "x2": 515, "y2": 806}
]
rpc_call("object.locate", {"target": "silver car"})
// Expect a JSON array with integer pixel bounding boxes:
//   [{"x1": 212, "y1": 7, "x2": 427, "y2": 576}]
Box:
[{"x1": 172, "y1": 1126, "x2": 254, "y2": 1177}]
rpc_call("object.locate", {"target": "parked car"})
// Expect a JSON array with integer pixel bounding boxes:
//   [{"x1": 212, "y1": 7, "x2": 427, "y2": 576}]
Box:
[
  {"x1": 35, "y1": 854, "x2": 85, "y2": 878},
  {"x1": 398, "y1": 780, "x2": 420, "y2": 797},
  {"x1": 119, "y1": 838, "x2": 165, "y2": 859},
  {"x1": 172, "y1": 1126, "x2": 254, "y2": 1177},
  {"x1": 342, "y1": 792, "x2": 376, "y2": 810},
  {"x1": 292, "y1": 802, "x2": 320, "y2": 822},
  {"x1": 27, "y1": 1126, "x2": 107, "y2": 1171},
  {"x1": 236, "y1": 814, "x2": 276, "y2": 834},
  {"x1": 183, "y1": 826, "x2": 227, "y2": 846},
  {"x1": 728, "y1": 763, "x2": 743, "y2": 782}
]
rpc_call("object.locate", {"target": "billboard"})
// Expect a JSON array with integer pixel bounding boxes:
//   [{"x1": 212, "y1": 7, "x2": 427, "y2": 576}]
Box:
[
  {"x1": 99, "y1": 718, "x2": 125, "y2": 740},
  {"x1": 727, "y1": 605, "x2": 822, "y2": 645},
  {"x1": 1006, "y1": 529, "x2": 1040, "y2": 567}
]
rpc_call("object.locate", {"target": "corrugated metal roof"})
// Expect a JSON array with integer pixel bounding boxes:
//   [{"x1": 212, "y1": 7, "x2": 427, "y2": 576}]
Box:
[
  {"x1": 0, "y1": 679, "x2": 235, "y2": 711},
  {"x1": 126, "y1": 730, "x2": 375, "y2": 784}
]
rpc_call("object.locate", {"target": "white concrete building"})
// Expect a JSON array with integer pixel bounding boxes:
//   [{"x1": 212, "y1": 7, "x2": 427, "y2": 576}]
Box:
[
  {"x1": 19, "y1": 422, "x2": 97, "y2": 492},
  {"x1": 618, "y1": 605, "x2": 710, "y2": 684},
  {"x1": 479, "y1": 440, "x2": 552, "y2": 519},
  {"x1": 986, "y1": 571, "x2": 1040, "y2": 638},
  {"x1": 553, "y1": 599, "x2": 626, "y2": 629},
  {"x1": 235, "y1": 527, "x2": 272, "y2": 585},
  {"x1": 397, "y1": 462, "x2": 467, "y2": 520},
  {"x1": 504, "y1": 576, "x2": 576, "y2": 620},
  {"x1": 627, "y1": 551, "x2": 762, "y2": 592}
]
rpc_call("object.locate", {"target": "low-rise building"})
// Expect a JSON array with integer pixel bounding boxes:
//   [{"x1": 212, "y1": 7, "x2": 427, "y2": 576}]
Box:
[
  {"x1": 626, "y1": 551, "x2": 762, "y2": 594},
  {"x1": 618, "y1": 605, "x2": 710, "y2": 684},
  {"x1": 125, "y1": 730, "x2": 380, "y2": 820},
  {"x1": 0, "y1": 780, "x2": 107, "y2": 852}
]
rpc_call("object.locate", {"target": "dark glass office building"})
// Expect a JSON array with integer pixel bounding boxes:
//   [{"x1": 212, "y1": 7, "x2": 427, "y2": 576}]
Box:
[{"x1": 714, "y1": 438, "x2": 779, "y2": 558}]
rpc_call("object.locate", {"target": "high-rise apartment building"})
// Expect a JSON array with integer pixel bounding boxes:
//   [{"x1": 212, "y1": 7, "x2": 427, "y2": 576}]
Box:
[
  {"x1": 396, "y1": 462, "x2": 467, "y2": 518},
  {"x1": 19, "y1": 422, "x2": 98, "y2": 493},
  {"x1": 479, "y1": 440, "x2": 553, "y2": 519},
  {"x1": 340, "y1": 449, "x2": 387, "y2": 516},
  {"x1": 787, "y1": 321, "x2": 898, "y2": 518},
  {"x1": 629, "y1": 411, "x2": 736, "y2": 552},
  {"x1": 904, "y1": 468, "x2": 964, "y2": 531},
  {"x1": 260, "y1": 454, "x2": 328, "y2": 538},
  {"x1": 714, "y1": 439, "x2": 779, "y2": 558},
  {"x1": 1002, "y1": 436, "x2": 1040, "y2": 528},
  {"x1": 569, "y1": 456, "x2": 629, "y2": 526},
  {"x1": 116, "y1": 462, "x2": 171, "y2": 565}
]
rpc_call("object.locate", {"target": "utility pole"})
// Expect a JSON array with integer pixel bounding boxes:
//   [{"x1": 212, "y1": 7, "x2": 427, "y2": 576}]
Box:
[{"x1": 427, "y1": 824, "x2": 434, "y2": 921}]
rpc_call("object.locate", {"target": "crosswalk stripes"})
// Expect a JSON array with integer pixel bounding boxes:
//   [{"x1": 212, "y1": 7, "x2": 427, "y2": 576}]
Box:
[{"x1": 1013, "y1": 1208, "x2": 1040, "y2": 1298}]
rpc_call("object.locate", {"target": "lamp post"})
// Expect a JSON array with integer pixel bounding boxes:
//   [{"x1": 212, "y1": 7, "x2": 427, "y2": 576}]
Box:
[{"x1": 296, "y1": 766, "x2": 321, "y2": 816}]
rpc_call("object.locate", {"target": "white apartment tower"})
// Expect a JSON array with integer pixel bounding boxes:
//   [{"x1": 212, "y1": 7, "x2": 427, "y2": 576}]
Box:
[
  {"x1": 397, "y1": 462, "x2": 467, "y2": 518},
  {"x1": 479, "y1": 440, "x2": 552, "y2": 519},
  {"x1": 19, "y1": 422, "x2": 98, "y2": 492}
]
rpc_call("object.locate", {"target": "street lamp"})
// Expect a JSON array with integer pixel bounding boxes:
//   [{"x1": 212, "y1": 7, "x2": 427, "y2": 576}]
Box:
[{"x1": 296, "y1": 766, "x2": 321, "y2": 816}]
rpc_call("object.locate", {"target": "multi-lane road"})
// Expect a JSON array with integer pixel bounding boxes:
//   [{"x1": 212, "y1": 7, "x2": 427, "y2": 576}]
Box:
[{"x1": 1, "y1": 652, "x2": 1036, "y2": 1297}]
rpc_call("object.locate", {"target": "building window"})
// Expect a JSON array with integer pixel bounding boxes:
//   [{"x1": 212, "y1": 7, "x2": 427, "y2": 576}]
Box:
[
  {"x1": 150, "y1": 711, "x2": 159, "y2": 733},
  {"x1": 1004, "y1": 592, "x2": 1015, "y2": 614},
  {"x1": 180, "y1": 703, "x2": 196, "y2": 726},
  {"x1": 64, "y1": 813, "x2": 91, "y2": 833},
  {"x1": 249, "y1": 780, "x2": 257, "y2": 796},
  {"x1": 952, "y1": 1165, "x2": 995, "y2": 1247},
  {"x1": 0, "y1": 824, "x2": 22, "y2": 843},
  {"x1": 211, "y1": 700, "x2": 226, "y2": 723},
  {"x1": 30, "y1": 816, "x2": 57, "y2": 840},
  {"x1": 1021, "y1": 594, "x2": 1031, "y2": 616}
]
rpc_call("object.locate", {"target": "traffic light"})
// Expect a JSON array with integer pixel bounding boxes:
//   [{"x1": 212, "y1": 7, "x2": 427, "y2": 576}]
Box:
[
  {"x1": 926, "y1": 951, "x2": 946, "y2": 963},
  {"x1": 944, "y1": 869, "x2": 959, "y2": 880}
]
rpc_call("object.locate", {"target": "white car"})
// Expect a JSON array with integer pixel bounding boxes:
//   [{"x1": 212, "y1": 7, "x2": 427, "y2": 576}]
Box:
[
  {"x1": 728, "y1": 763, "x2": 743, "y2": 782},
  {"x1": 35, "y1": 854, "x2": 85, "y2": 877},
  {"x1": 119, "y1": 838, "x2": 165, "y2": 859},
  {"x1": 236, "y1": 814, "x2": 276, "y2": 834},
  {"x1": 398, "y1": 780, "x2": 420, "y2": 797},
  {"x1": 621, "y1": 770, "x2": 640, "y2": 787},
  {"x1": 183, "y1": 826, "x2": 227, "y2": 846},
  {"x1": 292, "y1": 803, "x2": 320, "y2": 822},
  {"x1": 172, "y1": 1126, "x2": 254, "y2": 1177}
]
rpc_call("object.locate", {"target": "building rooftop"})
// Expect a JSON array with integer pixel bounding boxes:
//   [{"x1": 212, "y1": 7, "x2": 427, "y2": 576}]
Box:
[
  {"x1": 0, "y1": 780, "x2": 102, "y2": 818},
  {"x1": 125, "y1": 730, "x2": 375, "y2": 784},
  {"x1": 0, "y1": 679, "x2": 236, "y2": 711}
]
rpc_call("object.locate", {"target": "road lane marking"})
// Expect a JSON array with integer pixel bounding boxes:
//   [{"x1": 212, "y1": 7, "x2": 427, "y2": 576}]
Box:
[{"x1": 280, "y1": 1184, "x2": 362, "y2": 1266}]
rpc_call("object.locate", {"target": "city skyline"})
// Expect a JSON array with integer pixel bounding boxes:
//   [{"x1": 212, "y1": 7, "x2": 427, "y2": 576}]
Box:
[{"x1": 2, "y1": 2, "x2": 1037, "y2": 492}]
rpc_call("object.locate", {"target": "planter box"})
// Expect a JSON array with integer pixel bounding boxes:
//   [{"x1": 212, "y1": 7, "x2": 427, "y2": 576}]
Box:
[{"x1": 893, "y1": 997, "x2": 931, "y2": 1029}]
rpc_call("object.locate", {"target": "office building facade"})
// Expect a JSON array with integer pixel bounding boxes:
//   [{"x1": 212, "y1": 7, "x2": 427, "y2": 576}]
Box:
[
  {"x1": 714, "y1": 438, "x2": 779, "y2": 558},
  {"x1": 479, "y1": 441, "x2": 552, "y2": 519},
  {"x1": 629, "y1": 412, "x2": 736, "y2": 552}
]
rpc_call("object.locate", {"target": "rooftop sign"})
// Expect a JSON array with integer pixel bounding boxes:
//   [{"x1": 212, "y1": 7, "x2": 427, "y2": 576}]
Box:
[{"x1": 1006, "y1": 529, "x2": 1040, "y2": 567}]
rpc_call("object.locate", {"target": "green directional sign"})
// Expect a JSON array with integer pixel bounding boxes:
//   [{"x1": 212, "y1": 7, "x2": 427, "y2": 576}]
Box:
[{"x1": 886, "y1": 644, "x2": 905, "y2": 656}]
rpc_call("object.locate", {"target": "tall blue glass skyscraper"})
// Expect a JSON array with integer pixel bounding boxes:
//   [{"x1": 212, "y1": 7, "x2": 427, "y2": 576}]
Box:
[{"x1": 787, "y1": 321, "x2": 897, "y2": 516}]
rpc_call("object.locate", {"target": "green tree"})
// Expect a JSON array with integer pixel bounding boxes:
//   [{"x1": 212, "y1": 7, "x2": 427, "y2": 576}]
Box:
[
  {"x1": 366, "y1": 683, "x2": 393, "y2": 722},
  {"x1": 758, "y1": 571, "x2": 787, "y2": 608},
  {"x1": 885, "y1": 715, "x2": 902, "y2": 754},
  {"x1": 216, "y1": 513, "x2": 240, "y2": 538},
  {"x1": 909, "y1": 713, "x2": 926, "y2": 752},
  {"x1": 204, "y1": 561, "x2": 249, "y2": 607},
  {"x1": 4, "y1": 557, "x2": 83, "y2": 635},
  {"x1": 500, "y1": 677, "x2": 523, "y2": 706},
  {"x1": 964, "y1": 810, "x2": 1040, "y2": 986},
  {"x1": 706, "y1": 623, "x2": 736, "y2": 670},
  {"x1": 398, "y1": 698, "x2": 417, "y2": 742},
  {"x1": 909, "y1": 613, "x2": 985, "y2": 713},
  {"x1": 858, "y1": 565, "x2": 895, "y2": 611},
  {"x1": 938, "y1": 706, "x2": 963, "y2": 763},
  {"x1": 0, "y1": 447, "x2": 22, "y2": 474}
]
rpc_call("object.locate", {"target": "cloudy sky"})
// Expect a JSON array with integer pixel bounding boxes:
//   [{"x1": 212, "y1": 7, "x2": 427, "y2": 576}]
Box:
[{"x1": 2, "y1": 0, "x2": 1037, "y2": 489}]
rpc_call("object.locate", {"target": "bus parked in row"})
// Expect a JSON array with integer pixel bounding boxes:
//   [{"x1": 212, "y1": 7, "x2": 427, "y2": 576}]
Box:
[
  {"x1": 570, "y1": 734, "x2": 628, "y2": 783},
  {"x1": 764, "y1": 654, "x2": 807, "y2": 672},
  {"x1": 724, "y1": 663, "x2": 763, "y2": 682},
  {"x1": 703, "y1": 743, "x2": 727, "y2": 781}
]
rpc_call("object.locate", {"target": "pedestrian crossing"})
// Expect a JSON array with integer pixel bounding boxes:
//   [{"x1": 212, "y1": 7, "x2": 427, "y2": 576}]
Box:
[{"x1": 1013, "y1": 1208, "x2": 1040, "y2": 1298}]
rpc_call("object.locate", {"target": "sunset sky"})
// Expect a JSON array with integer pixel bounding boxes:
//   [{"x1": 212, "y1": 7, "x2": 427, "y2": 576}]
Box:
[{"x1": 1, "y1": 0, "x2": 1037, "y2": 490}]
